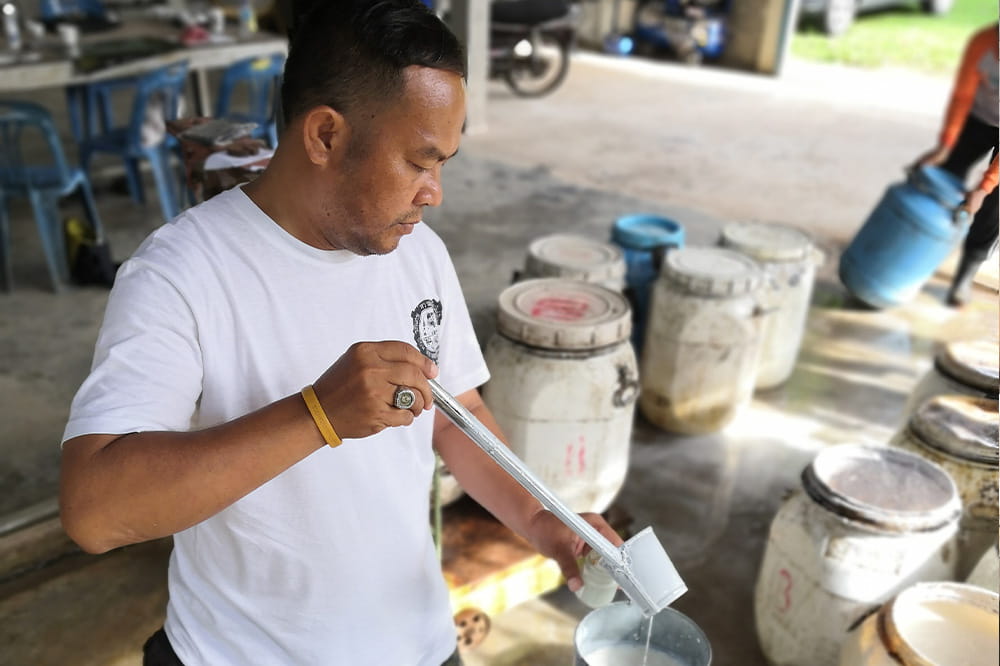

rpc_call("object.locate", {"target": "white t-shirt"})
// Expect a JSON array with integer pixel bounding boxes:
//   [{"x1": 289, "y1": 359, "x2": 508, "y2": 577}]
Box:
[{"x1": 64, "y1": 187, "x2": 490, "y2": 666}]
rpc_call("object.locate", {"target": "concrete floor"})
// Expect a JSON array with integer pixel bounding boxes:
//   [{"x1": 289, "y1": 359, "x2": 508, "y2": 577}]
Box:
[{"x1": 1, "y1": 51, "x2": 997, "y2": 665}]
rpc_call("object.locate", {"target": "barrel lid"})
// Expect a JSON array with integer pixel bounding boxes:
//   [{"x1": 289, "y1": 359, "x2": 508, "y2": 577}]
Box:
[
  {"x1": 936, "y1": 340, "x2": 1000, "y2": 394},
  {"x1": 884, "y1": 582, "x2": 999, "y2": 666},
  {"x1": 719, "y1": 221, "x2": 813, "y2": 262},
  {"x1": 612, "y1": 214, "x2": 685, "y2": 250},
  {"x1": 909, "y1": 395, "x2": 999, "y2": 467},
  {"x1": 802, "y1": 444, "x2": 961, "y2": 532},
  {"x1": 661, "y1": 247, "x2": 763, "y2": 297},
  {"x1": 525, "y1": 234, "x2": 626, "y2": 284},
  {"x1": 496, "y1": 278, "x2": 632, "y2": 350}
]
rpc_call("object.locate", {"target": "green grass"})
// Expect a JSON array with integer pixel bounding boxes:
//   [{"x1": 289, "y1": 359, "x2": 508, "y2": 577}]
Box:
[{"x1": 791, "y1": 0, "x2": 998, "y2": 75}]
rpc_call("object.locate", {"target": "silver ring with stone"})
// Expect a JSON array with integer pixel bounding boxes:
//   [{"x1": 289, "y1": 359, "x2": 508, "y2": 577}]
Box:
[{"x1": 393, "y1": 386, "x2": 416, "y2": 410}]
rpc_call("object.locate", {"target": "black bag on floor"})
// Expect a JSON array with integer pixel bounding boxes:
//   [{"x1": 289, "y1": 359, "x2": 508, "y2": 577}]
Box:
[{"x1": 65, "y1": 218, "x2": 117, "y2": 287}]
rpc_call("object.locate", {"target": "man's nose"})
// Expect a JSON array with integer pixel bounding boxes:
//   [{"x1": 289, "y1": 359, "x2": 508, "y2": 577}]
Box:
[{"x1": 414, "y1": 173, "x2": 443, "y2": 207}]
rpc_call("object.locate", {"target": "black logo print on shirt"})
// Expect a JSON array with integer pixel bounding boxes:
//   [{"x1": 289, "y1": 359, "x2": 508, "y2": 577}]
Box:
[{"x1": 411, "y1": 299, "x2": 442, "y2": 363}]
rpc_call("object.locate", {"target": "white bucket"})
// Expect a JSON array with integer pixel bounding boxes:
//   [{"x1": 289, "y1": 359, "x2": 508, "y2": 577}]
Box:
[
  {"x1": 482, "y1": 279, "x2": 638, "y2": 514},
  {"x1": 838, "y1": 582, "x2": 999, "y2": 666},
  {"x1": 718, "y1": 221, "x2": 816, "y2": 390},
  {"x1": 754, "y1": 444, "x2": 961, "y2": 666},
  {"x1": 639, "y1": 247, "x2": 764, "y2": 434},
  {"x1": 904, "y1": 340, "x2": 999, "y2": 419},
  {"x1": 574, "y1": 601, "x2": 712, "y2": 666},
  {"x1": 522, "y1": 233, "x2": 627, "y2": 291},
  {"x1": 890, "y1": 395, "x2": 999, "y2": 577}
]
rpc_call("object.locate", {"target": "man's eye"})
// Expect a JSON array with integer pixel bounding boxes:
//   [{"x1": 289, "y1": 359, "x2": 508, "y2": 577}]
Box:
[{"x1": 410, "y1": 162, "x2": 430, "y2": 173}]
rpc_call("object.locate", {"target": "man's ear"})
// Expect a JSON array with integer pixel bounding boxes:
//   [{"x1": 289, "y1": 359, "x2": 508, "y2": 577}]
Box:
[{"x1": 301, "y1": 106, "x2": 347, "y2": 167}]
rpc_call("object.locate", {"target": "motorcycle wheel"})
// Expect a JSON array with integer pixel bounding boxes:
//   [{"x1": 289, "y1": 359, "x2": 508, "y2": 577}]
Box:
[{"x1": 502, "y1": 33, "x2": 570, "y2": 98}]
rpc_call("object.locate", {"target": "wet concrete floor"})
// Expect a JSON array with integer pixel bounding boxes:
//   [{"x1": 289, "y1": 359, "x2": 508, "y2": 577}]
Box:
[{"x1": 1, "y1": 51, "x2": 997, "y2": 665}]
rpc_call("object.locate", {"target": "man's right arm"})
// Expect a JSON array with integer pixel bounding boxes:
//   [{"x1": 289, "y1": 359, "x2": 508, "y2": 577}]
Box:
[
  {"x1": 60, "y1": 393, "x2": 326, "y2": 554},
  {"x1": 60, "y1": 341, "x2": 438, "y2": 554}
]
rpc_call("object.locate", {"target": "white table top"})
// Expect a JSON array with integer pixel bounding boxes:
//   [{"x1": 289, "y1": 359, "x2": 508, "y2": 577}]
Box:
[{"x1": 0, "y1": 20, "x2": 287, "y2": 92}]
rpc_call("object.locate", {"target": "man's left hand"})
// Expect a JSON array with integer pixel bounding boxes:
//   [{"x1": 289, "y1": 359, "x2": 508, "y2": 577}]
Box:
[{"x1": 523, "y1": 510, "x2": 625, "y2": 593}]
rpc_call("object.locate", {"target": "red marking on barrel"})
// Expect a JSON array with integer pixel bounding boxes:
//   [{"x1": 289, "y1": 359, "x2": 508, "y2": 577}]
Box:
[
  {"x1": 577, "y1": 436, "x2": 586, "y2": 473},
  {"x1": 779, "y1": 569, "x2": 793, "y2": 612},
  {"x1": 530, "y1": 297, "x2": 589, "y2": 322}
]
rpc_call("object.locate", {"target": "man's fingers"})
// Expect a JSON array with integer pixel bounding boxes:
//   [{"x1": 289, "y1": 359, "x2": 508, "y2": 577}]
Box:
[
  {"x1": 371, "y1": 341, "x2": 439, "y2": 379},
  {"x1": 380, "y1": 405, "x2": 416, "y2": 429},
  {"x1": 582, "y1": 513, "x2": 625, "y2": 548},
  {"x1": 553, "y1": 549, "x2": 583, "y2": 593}
]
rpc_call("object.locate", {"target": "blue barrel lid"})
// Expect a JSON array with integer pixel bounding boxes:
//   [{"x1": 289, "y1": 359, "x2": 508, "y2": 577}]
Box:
[
  {"x1": 911, "y1": 165, "x2": 965, "y2": 210},
  {"x1": 612, "y1": 214, "x2": 685, "y2": 250}
]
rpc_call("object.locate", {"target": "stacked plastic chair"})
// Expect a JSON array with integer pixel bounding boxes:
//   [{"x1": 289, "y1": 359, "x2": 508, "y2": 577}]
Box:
[
  {"x1": 214, "y1": 54, "x2": 285, "y2": 147},
  {"x1": 78, "y1": 60, "x2": 190, "y2": 223},
  {"x1": 0, "y1": 100, "x2": 105, "y2": 292}
]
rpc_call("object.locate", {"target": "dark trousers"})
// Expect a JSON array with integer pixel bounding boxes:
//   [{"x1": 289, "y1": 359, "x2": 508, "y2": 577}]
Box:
[
  {"x1": 142, "y1": 627, "x2": 464, "y2": 666},
  {"x1": 143, "y1": 628, "x2": 183, "y2": 666},
  {"x1": 941, "y1": 114, "x2": 999, "y2": 261}
]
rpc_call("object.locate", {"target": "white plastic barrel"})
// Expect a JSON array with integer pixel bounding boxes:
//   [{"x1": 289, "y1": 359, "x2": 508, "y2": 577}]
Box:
[
  {"x1": 522, "y1": 233, "x2": 627, "y2": 291},
  {"x1": 838, "y1": 582, "x2": 999, "y2": 666},
  {"x1": 904, "y1": 340, "x2": 999, "y2": 418},
  {"x1": 966, "y1": 541, "x2": 999, "y2": 594},
  {"x1": 890, "y1": 395, "x2": 999, "y2": 577},
  {"x1": 639, "y1": 247, "x2": 764, "y2": 434},
  {"x1": 718, "y1": 221, "x2": 816, "y2": 390},
  {"x1": 481, "y1": 279, "x2": 638, "y2": 514},
  {"x1": 754, "y1": 444, "x2": 961, "y2": 666}
]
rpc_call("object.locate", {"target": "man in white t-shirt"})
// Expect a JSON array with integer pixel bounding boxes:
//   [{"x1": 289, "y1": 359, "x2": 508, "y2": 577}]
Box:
[{"x1": 59, "y1": 1, "x2": 622, "y2": 665}]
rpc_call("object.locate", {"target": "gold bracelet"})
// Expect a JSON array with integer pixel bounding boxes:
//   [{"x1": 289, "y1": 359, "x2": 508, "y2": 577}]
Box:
[{"x1": 301, "y1": 385, "x2": 342, "y2": 448}]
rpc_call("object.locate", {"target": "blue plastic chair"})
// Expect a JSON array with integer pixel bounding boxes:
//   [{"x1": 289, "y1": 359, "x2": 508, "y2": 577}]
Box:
[
  {"x1": 214, "y1": 54, "x2": 285, "y2": 147},
  {"x1": 78, "y1": 60, "x2": 189, "y2": 223},
  {"x1": 40, "y1": 0, "x2": 109, "y2": 22},
  {"x1": 0, "y1": 100, "x2": 105, "y2": 292}
]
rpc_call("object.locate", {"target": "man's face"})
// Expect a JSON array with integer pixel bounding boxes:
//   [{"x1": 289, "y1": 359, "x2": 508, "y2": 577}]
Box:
[{"x1": 321, "y1": 66, "x2": 465, "y2": 256}]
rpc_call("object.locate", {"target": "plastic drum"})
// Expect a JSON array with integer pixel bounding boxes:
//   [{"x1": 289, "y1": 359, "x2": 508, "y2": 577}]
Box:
[
  {"x1": 522, "y1": 233, "x2": 627, "y2": 291},
  {"x1": 481, "y1": 279, "x2": 638, "y2": 513},
  {"x1": 904, "y1": 340, "x2": 1000, "y2": 418},
  {"x1": 611, "y1": 214, "x2": 685, "y2": 351},
  {"x1": 890, "y1": 395, "x2": 999, "y2": 577},
  {"x1": 754, "y1": 444, "x2": 961, "y2": 666},
  {"x1": 639, "y1": 247, "x2": 764, "y2": 434},
  {"x1": 719, "y1": 221, "x2": 816, "y2": 390},
  {"x1": 966, "y1": 541, "x2": 999, "y2": 594},
  {"x1": 839, "y1": 165, "x2": 970, "y2": 309},
  {"x1": 838, "y1": 582, "x2": 999, "y2": 666}
]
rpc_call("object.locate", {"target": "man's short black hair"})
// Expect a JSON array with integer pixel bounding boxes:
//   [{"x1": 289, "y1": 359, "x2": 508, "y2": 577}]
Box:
[{"x1": 281, "y1": 0, "x2": 466, "y2": 126}]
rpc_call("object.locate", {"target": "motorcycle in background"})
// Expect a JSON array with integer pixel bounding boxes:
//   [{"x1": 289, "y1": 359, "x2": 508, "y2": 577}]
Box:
[
  {"x1": 489, "y1": 0, "x2": 578, "y2": 97},
  {"x1": 631, "y1": 0, "x2": 728, "y2": 65}
]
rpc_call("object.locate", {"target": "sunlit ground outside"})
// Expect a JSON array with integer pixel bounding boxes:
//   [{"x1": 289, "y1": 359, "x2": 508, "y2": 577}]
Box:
[{"x1": 792, "y1": 0, "x2": 998, "y2": 74}]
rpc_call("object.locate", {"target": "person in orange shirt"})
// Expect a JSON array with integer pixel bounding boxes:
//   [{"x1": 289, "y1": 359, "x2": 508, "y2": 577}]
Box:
[{"x1": 914, "y1": 23, "x2": 998, "y2": 306}]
